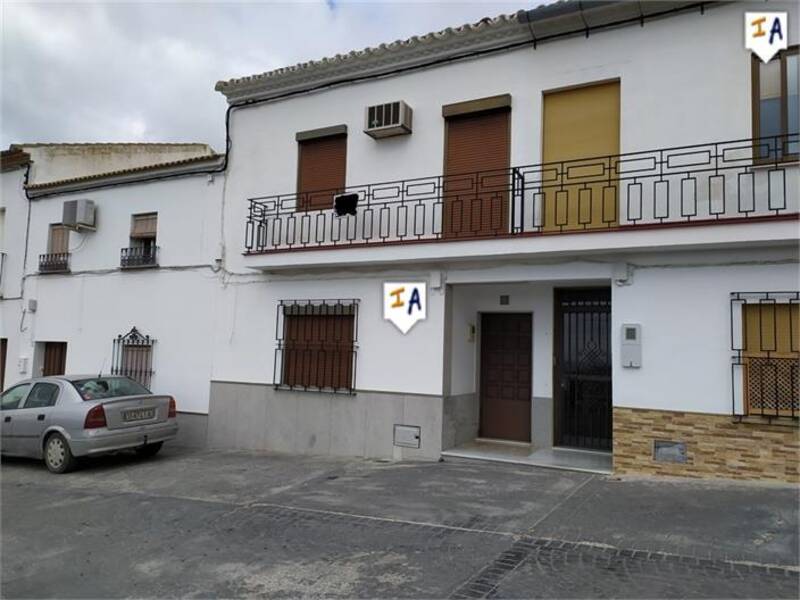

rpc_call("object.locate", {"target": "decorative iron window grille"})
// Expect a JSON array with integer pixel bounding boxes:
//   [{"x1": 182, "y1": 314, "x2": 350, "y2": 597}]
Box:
[
  {"x1": 111, "y1": 327, "x2": 156, "y2": 389},
  {"x1": 274, "y1": 299, "x2": 359, "y2": 394},
  {"x1": 730, "y1": 292, "x2": 799, "y2": 421}
]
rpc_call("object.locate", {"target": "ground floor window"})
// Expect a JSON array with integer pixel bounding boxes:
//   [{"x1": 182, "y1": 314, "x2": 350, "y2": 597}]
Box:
[
  {"x1": 111, "y1": 327, "x2": 155, "y2": 389},
  {"x1": 731, "y1": 292, "x2": 798, "y2": 419},
  {"x1": 275, "y1": 299, "x2": 358, "y2": 393}
]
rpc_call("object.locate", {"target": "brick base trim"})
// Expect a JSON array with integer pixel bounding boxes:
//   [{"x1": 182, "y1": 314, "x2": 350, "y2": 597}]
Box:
[{"x1": 613, "y1": 407, "x2": 800, "y2": 483}]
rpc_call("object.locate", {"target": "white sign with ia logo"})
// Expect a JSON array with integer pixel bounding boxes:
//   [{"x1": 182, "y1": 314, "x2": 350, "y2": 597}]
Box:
[
  {"x1": 745, "y1": 12, "x2": 788, "y2": 63},
  {"x1": 383, "y1": 282, "x2": 426, "y2": 334}
]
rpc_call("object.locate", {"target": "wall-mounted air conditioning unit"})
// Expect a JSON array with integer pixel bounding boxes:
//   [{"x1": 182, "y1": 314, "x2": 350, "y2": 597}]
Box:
[
  {"x1": 364, "y1": 101, "x2": 413, "y2": 139},
  {"x1": 62, "y1": 199, "x2": 96, "y2": 231}
]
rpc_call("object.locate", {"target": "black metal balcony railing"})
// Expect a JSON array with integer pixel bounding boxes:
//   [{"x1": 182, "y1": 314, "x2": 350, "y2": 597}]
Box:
[
  {"x1": 120, "y1": 246, "x2": 159, "y2": 268},
  {"x1": 38, "y1": 252, "x2": 70, "y2": 273},
  {"x1": 245, "y1": 134, "x2": 799, "y2": 254}
]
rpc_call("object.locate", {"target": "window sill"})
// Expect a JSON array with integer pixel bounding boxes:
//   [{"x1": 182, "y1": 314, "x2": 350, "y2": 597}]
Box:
[
  {"x1": 749, "y1": 155, "x2": 799, "y2": 170},
  {"x1": 274, "y1": 384, "x2": 355, "y2": 396},
  {"x1": 732, "y1": 414, "x2": 798, "y2": 427}
]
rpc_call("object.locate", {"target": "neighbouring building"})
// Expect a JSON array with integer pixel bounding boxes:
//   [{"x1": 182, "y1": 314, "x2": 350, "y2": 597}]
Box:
[{"x1": 1, "y1": 0, "x2": 798, "y2": 482}]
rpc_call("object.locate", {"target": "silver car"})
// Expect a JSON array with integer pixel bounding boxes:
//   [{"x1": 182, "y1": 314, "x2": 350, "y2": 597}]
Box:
[{"x1": 1, "y1": 375, "x2": 178, "y2": 473}]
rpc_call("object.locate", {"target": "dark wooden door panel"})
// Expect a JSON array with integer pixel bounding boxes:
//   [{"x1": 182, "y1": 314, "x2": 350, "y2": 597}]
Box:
[
  {"x1": 479, "y1": 313, "x2": 532, "y2": 442},
  {"x1": 0, "y1": 338, "x2": 7, "y2": 391},
  {"x1": 42, "y1": 342, "x2": 67, "y2": 377},
  {"x1": 554, "y1": 289, "x2": 612, "y2": 450}
]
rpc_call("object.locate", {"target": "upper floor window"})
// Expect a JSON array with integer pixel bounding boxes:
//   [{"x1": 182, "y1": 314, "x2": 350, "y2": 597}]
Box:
[
  {"x1": 296, "y1": 126, "x2": 347, "y2": 211},
  {"x1": 752, "y1": 46, "x2": 798, "y2": 159},
  {"x1": 124, "y1": 213, "x2": 158, "y2": 268},
  {"x1": 47, "y1": 223, "x2": 69, "y2": 255}
]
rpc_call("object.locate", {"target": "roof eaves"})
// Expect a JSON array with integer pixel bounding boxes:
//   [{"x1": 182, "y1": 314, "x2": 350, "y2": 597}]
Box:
[
  {"x1": 25, "y1": 153, "x2": 225, "y2": 196},
  {"x1": 215, "y1": 0, "x2": 721, "y2": 105}
]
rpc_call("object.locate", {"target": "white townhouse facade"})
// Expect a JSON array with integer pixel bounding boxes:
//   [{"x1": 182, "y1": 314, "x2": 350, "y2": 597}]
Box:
[{"x1": 1, "y1": 0, "x2": 798, "y2": 481}]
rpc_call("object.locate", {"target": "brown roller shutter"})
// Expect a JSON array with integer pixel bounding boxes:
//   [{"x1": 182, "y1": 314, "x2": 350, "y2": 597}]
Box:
[
  {"x1": 282, "y1": 314, "x2": 354, "y2": 390},
  {"x1": 444, "y1": 108, "x2": 510, "y2": 238},
  {"x1": 297, "y1": 134, "x2": 347, "y2": 211}
]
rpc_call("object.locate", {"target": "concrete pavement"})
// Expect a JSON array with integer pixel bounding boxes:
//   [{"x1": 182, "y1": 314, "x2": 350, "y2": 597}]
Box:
[{"x1": 2, "y1": 446, "x2": 798, "y2": 598}]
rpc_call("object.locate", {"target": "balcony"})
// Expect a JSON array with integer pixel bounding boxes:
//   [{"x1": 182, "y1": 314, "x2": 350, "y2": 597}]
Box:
[
  {"x1": 244, "y1": 134, "x2": 799, "y2": 259},
  {"x1": 120, "y1": 246, "x2": 159, "y2": 269},
  {"x1": 39, "y1": 252, "x2": 70, "y2": 274}
]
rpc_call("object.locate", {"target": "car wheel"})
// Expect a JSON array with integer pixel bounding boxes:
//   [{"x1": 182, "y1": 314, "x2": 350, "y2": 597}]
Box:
[
  {"x1": 44, "y1": 433, "x2": 77, "y2": 474},
  {"x1": 135, "y1": 442, "x2": 163, "y2": 458}
]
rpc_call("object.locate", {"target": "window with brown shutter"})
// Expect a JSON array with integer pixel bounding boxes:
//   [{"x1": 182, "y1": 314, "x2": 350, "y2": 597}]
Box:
[
  {"x1": 443, "y1": 104, "x2": 510, "y2": 238},
  {"x1": 296, "y1": 134, "x2": 347, "y2": 211},
  {"x1": 275, "y1": 300, "x2": 358, "y2": 392},
  {"x1": 131, "y1": 213, "x2": 157, "y2": 239},
  {"x1": 47, "y1": 224, "x2": 69, "y2": 254}
]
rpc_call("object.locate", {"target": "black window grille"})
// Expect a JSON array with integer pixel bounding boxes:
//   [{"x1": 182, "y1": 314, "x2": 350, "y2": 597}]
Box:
[
  {"x1": 730, "y1": 292, "x2": 799, "y2": 421},
  {"x1": 274, "y1": 299, "x2": 359, "y2": 394},
  {"x1": 111, "y1": 327, "x2": 155, "y2": 389}
]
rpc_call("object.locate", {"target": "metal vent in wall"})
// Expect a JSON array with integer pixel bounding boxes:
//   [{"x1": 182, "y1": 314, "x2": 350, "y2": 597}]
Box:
[{"x1": 653, "y1": 440, "x2": 687, "y2": 463}]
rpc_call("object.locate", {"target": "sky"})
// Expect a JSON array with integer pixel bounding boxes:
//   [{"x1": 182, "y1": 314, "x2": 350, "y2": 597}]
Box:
[{"x1": 1, "y1": 1, "x2": 536, "y2": 151}]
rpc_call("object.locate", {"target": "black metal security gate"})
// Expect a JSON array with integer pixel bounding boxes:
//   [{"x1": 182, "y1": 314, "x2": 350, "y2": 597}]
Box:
[{"x1": 554, "y1": 289, "x2": 612, "y2": 451}]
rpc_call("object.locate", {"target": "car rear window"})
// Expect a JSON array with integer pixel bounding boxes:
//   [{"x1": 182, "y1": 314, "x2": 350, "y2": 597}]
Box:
[{"x1": 72, "y1": 377, "x2": 151, "y2": 401}]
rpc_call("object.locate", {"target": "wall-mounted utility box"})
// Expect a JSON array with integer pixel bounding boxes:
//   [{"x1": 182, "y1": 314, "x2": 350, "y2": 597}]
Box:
[
  {"x1": 364, "y1": 101, "x2": 413, "y2": 139},
  {"x1": 393, "y1": 424, "x2": 421, "y2": 449},
  {"x1": 63, "y1": 199, "x2": 96, "y2": 231},
  {"x1": 621, "y1": 323, "x2": 642, "y2": 368}
]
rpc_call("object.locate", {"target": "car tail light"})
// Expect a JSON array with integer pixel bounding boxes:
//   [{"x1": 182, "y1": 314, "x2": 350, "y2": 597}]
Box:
[
  {"x1": 84, "y1": 404, "x2": 107, "y2": 429},
  {"x1": 168, "y1": 397, "x2": 176, "y2": 418}
]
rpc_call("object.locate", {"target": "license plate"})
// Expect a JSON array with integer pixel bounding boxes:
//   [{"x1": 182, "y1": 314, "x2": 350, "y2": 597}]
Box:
[{"x1": 123, "y1": 408, "x2": 155, "y2": 422}]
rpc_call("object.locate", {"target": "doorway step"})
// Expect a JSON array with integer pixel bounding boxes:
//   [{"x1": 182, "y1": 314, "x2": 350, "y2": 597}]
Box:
[{"x1": 441, "y1": 439, "x2": 612, "y2": 474}]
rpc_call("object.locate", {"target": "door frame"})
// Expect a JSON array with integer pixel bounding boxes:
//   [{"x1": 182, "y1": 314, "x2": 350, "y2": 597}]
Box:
[
  {"x1": 552, "y1": 287, "x2": 613, "y2": 450},
  {"x1": 477, "y1": 311, "x2": 533, "y2": 443}
]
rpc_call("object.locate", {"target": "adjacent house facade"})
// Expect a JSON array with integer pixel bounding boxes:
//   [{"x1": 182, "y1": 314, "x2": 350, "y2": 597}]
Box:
[{"x1": 1, "y1": 0, "x2": 797, "y2": 481}]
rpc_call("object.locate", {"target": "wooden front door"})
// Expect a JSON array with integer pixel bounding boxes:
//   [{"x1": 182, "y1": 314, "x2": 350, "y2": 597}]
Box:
[
  {"x1": 42, "y1": 342, "x2": 67, "y2": 377},
  {"x1": 542, "y1": 81, "x2": 620, "y2": 231},
  {"x1": 444, "y1": 109, "x2": 510, "y2": 238},
  {"x1": 479, "y1": 313, "x2": 532, "y2": 442},
  {"x1": 554, "y1": 289, "x2": 612, "y2": 450}
]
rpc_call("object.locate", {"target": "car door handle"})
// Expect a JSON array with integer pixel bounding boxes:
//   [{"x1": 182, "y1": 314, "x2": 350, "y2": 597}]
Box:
[
  {"x1": 3, "y1": 416, "x2": 10, "y2": 423},
  {"x1": 37, "y1": 414, "x2": 45, "y2": 421}
]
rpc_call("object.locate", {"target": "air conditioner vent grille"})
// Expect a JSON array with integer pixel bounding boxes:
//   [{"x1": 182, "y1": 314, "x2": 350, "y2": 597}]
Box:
[
  {"x1": 368, "y1": 102, "x2": 400, "y2": 129},
  {"x1": 364, "y1": 101, "x2": 412, "y2": 139}
]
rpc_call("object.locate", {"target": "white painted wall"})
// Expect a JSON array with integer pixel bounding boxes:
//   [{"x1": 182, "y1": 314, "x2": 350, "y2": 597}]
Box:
[
  {"x1": 26, "y1": 175, "x2": 222, "y2": 273},
  {"x1": 211, "y1": 273, "x2": 446, "y2": 396},
  {"x1": 0, "y1": 167, "x2": 29, "y2": 300},
  {"x1": 612, "y1": 259, "x2": 800, "y2": 415},
  {"x1": 18, "y1": 269, "x2": 216, "y2": 413},
  {"x1": 223, "y1": 1, "x2": 799, "y2": 272},
  {"x1": 0, "y1": 170, "x2": 224, "y2": 414}
]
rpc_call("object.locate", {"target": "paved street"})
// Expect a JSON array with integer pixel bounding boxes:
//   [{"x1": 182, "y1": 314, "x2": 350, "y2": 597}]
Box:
[{"x1": 2, "y1": 446, "x2": 798, "y2": 598}]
